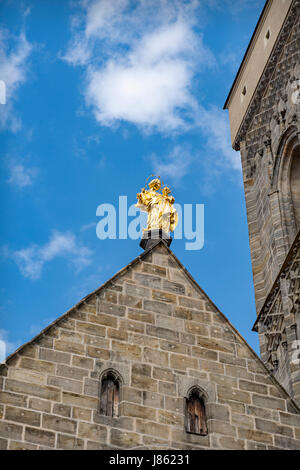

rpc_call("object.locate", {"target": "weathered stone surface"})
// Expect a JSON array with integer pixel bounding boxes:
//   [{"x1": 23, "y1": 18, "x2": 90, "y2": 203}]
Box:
[
  {"x1": 5, "y1": 406, "x2": 41, "y2": 427},
  {"x1": 0, "y1": 421, "x2": 23, "y2": 440},
  {"x1": 0, "y1": 241, "x2": 300, "y2": 450},
  {"x1": 42, "y1": 414, "x2": 77, "y2": 434},
  {"x1": 5, "y1": 379, "x2": 61, "y2": 401},
  {"x1": 0, "y1": 391, "x2": 27, "y2": 407},
  {"x1": 78, "y1": 422, "x2": 107, "y2": 441},
  {"x1": 143, "y1": 347, "x2": 169, "y2": 367},
  {"x1": 57, "y1": 434, "x2": 85, "y2": 450},
  {"x1": 24, "y1": 427, "x2": 55, "y2": 447},
  {"x1": 110, "y1": 428, "x2": 141, "y2": 448}
]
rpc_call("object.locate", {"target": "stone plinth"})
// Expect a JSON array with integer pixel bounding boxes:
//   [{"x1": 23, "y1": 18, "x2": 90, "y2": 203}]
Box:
[{"x1": 140, "y1": 229, "x2": 172, "y2": 251}]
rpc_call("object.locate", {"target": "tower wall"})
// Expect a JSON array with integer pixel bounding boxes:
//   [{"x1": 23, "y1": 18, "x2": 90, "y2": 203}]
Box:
[{"x1": 225, "y1": 0, "x2": 300, "y2": 403}]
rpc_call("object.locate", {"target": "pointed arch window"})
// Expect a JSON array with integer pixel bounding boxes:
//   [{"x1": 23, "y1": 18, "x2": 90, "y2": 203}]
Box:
[
  {"x1": 185, "y1": 389, "x2": 207, "y2": 435},
  {"x1": 100, "y1": 371, "x2": 120, "y2": 417}
]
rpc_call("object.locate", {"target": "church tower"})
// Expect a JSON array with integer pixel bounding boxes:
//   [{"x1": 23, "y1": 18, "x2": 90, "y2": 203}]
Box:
[{"x1": 224, "y1": 0, "x2": 300, "y2": 402}]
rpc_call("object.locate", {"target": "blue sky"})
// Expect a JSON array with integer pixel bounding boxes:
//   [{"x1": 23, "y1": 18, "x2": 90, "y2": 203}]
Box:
[{"x1": 0, "y1": 0, "x2": 265, "y2": 360}]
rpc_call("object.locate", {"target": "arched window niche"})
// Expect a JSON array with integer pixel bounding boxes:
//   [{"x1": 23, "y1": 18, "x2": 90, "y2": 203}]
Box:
[
  {"x1": 185, "y1": 387, "x2": 208, "y2": 436},
  {"x1": 290, "y1": 144, "x2": 300, "y2": 229},
  {"x1": 99, "y1": 370, "x2": 122, "y2": 418},
  {"x1": 273, "y1": 127, "x2": 300, "y2": 247}
]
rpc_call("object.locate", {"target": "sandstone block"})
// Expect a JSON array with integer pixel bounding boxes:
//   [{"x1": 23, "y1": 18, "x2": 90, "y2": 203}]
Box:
[
  {"x1": 119, "y1": 294, "x2": 142, "y2": 309},
  {"x1": 128, "y1": 308, "x2": 154, "y2": 324},
  {"x1": 62, "y1": 391, "x2": 98, "y2": 409},
  {"x1": 136, "y1": 419, "x2": 170, "y2": 439},
  {"x1": 78, "y1": 422, "x2": 107, "y2": 441},
  {"x1": 42, "y1": 414, "x2": 77, "y2": 434},
  {"x1": 152, "y1": 289, "x2": 176, "y2": 303},
  {"x1": 252, "y1": 394, "x2": 286, "y2": 411},
  {"x1": 5, "y1": 379, "x2": 61, "y2": 402},
  {"x1": 134, "y1": 272, "x2": 161, "y2": 289},
  {"x1": 86, "y1": 346, "x2": 110, "y2": 360},
  {"x1": 110, "y1": 428, "x2": 141, "y2": 448},
  {"x1": 19, "y1": 357, "x2": 56, "y2": 374},
  {"x1": 158, "y1": 410, "x2": 183, "y2": 426},
  {"x1": 88, "y1": 313, "x2": 117, "y2": 328},
  {"x1": 143, "y1": 348, "x2": 169, "y2": 367},
  {"x1": 156, "y1": 315, "x2": 184, "y2": 332},
  {"x1": 72, "y1": 355, "x2": 94, "y2": 369},
  {"x1": 57, "y1": 434, "x2": 85, "y2": 450},
  {"x1": 122, "y1": 402, "x2": 155, "y2": 420},
  {"x1": 142, "y1": 263, "x2": 166, "y2": 277},
  {"x1": 146, "y1": 325, "x2": 179, "y2": 342},
  {"x1": 170, "y1": 353, "x2": 198, "y2": 371},
  {"x1": 5, "y1": 406, "x2": 41, "y2": 427},
  {"x1": 48, "y1": 375, "x2": 82, "y2": 394},
  {"x1": 142, "y1": 391, "x2": 164, "y2": 408},
  {"x1": 52, "y1": 403, "x2": 71, "y2": 417},
  {"x1": 144, "y1": 299, "x2": 173, "y2": 315},
  {"x1": 25, "y1": 426, "x2": 55, "y2": 447},
  {"x1": 75, "y1": 322, "x2": 106, "y2": 338},
  {"x1": 29, "y1": 398, "x2": 51, "y2": 413},
  {"x1": 111, "y1": 341, "x2": 141, "y2": 361},
  {"x1": 56, "y1": 363, "x2": 89, "y2": 381},
  {"x1": 162, "y1": 280, "x2": 185, "y2": 295},
  {"x1": 0, "y1": 391, "x2": 27, "y2": 407},
  {"x1": 72, "y1": 406, "x2": 92, "y2": 421},
  {"x1": 39, "y1": 348, "x2": 71, "y2": 364}
]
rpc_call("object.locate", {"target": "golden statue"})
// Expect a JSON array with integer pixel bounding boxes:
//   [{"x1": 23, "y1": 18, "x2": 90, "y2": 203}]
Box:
[{"x1": 136, "y1": 176, "x2": 178, "y2": 233}]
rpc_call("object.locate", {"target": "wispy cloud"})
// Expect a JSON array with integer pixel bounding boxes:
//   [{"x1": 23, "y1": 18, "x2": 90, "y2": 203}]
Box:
[
  {"x1": 7, "y1": 161, "x2": 38, "y2": 188},
  {"x1": 207, "y1": 0, "x2": 263, "y2": 14},
  {"x1": 149, "y1": 145, "x2": 193, "y2": 186},
  {"x1": 63, "y1": 0, "x2": 243, "y2": 178},
  {"x1": 63, "y1": 0, "x2": 215, "y2": 133},
  {"x1": 80, "y1": 221, "x2": 97, "y2": 232},
  {"x1": 3, "y1": 231, "x2": 93, "y2": 280},
  {"x1": 0, "y1": 28, "x2": 33, "y2": 131},
  {"x1": 0, "y1": 329, "x2": 19, "y2": 362},
  {"x1": 197, "y1": 105, "x2": 241, "y2": 172}
]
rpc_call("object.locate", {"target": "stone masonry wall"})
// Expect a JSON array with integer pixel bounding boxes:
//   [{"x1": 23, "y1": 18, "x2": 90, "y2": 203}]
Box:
[{"x1": 0, "y1": 242, "x2": 300, "y2": 450}]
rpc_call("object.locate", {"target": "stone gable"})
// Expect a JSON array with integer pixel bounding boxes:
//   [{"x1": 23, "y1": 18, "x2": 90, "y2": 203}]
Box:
[{"x1": 0, "y1": 241, "x2": 300, "y2": 449}]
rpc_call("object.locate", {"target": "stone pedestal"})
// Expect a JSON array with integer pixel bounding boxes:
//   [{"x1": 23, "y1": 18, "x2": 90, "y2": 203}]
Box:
[{"x1": 140, "y1": 229, "x2": 172, "y2": 251}]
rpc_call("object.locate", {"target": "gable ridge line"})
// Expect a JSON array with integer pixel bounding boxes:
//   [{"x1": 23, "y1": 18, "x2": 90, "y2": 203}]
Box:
[
  {"x1": 1, "y1": 239, "x2": 299, "y2": 412},
  {"x1": 0, "y1": 239, "x2": 164, "y2": 367}
]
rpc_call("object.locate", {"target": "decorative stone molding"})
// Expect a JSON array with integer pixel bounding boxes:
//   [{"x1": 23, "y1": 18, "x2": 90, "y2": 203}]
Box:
[
  {"x1": 233, "y1": 1, "x2": 300, "y2": 150},
  {"x1": 95, "y1": 361, "x2": 130, "y2": 386},
  {"x1": 253, "y1": 230, "x2": 300, "y2": 399},
  {"x1": 177, "y1": 376, "x2": 216, "y2": 404}
]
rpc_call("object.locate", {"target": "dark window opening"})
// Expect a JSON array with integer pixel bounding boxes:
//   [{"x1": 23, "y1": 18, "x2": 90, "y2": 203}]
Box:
[
  {"x1": 100, "y1": 373, "x2": 120, "y2": 417},
  {"x1": 186, "y1": 391, "x2": 207, "y2": 436}
]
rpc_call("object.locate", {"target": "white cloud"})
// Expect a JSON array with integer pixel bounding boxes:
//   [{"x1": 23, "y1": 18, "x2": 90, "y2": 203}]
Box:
[
  {"x1": 207, "y1": 0, "x2": 263, "y2": 14},
  {"x1": 63, "y1": 0, "x2": 242, "y2": 176},
  {"x1": 63, "y1": 0, "x2": 215, "y2": 132},
  {"x1": 7, "y1": 161, "x2": 38, "y2": 188},
  {"x1": 0, "y1": 29, "x2": 32, "y2": 131},
  {"x1": 80, "y1": 221, "x2": 97, "y2": 232},
  {"x1": 149, "y1": 146, "x2": 193, "y2": 186},
  {"x1": 3, "y1": 231, "x2": 93, "y2": 280},
  {"x1": 197, "y1": 105, "x2": 241, "y2": 171},
  {"x1": 0, "y1": 329, "x2": 19, "y2": 362}
]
